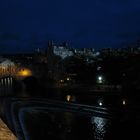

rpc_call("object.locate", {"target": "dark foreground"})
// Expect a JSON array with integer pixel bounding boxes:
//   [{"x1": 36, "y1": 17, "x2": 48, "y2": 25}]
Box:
[{"x1": 0, "y1": 95, "x2": 140, "y2": 140}]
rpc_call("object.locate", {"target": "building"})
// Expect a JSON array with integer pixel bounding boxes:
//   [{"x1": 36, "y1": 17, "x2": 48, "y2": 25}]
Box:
[{"x1": 0, "y1": 58, "x2": 16, "y2": 77}]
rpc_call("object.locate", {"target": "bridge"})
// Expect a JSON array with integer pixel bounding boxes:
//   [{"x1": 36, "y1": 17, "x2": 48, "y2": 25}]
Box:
[{"x1": 0, "y1": 66, "x2": 33, "y2": 96}]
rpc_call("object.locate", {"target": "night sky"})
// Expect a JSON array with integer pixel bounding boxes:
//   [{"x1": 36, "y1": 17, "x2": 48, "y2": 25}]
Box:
[{"x1": 0, "y1": 0, "x2": 140, "y2": 53}]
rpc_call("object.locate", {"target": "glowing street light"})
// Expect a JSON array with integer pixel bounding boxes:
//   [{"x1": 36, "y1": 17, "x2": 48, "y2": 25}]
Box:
[
  {"x1": 98, "y1": 99, "x2": 103, "y2": 106},
  {"x1": 66, "y1": 95, "x2": 76, "y2": 102},
  {"x1": 99, "y1": 101, "x2": 103, "y2": 106},
  {"x1": 122, "y1": 99, "x2": 127, "y2": 106},
  {"x1": 66, "y1": 95, "x2": 71, "y2": 102},
  {"x1": 97, "y1": 75, "x2": 104, "y2": 84},
  {"x1": 66, "y1": 77, "x2": 70, "y2": 81},
  {"x1": 98, "y1": 76, "x2": 102, "y2": 81}
]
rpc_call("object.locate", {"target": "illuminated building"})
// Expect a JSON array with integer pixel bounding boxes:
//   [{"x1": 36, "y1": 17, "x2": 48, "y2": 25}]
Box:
[
  {"x1": 0, "y1": 59, "x2": 16, "y2": 77},
  {"x1": 47, "y1": 41, "x2": 97, "y2": 81}
]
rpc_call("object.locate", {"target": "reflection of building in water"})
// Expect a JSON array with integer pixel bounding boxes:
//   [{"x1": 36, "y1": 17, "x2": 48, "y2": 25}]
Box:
[{"x1": 0, "y1": 77, "x2": 13, "y2": 96}]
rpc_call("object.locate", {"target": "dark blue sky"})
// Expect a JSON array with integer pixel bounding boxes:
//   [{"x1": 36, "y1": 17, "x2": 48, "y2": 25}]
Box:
[{"x1": 0, "y1": 0, "x2": 140, "y2": 53}]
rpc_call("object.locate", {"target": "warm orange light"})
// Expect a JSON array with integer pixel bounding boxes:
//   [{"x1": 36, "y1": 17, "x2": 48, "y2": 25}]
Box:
[
  {"x1": 66, "y1": 95, "x2": 71, "y2": 102},
  {"x1": 17, "y1": 69, "x2": 32, "y2": 77},
  {"x1": 122, "y1": 100, "x2": 126, "y2": 105}
]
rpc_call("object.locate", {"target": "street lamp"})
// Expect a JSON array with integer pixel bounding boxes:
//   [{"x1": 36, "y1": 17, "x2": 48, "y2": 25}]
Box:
[
  {"x1": 98, "y1": 99, "x2": 103, "y2": 106},
  {"x1": 66, "y1": 77, "x2": 70, "y2": 81},
  {"x1": 97, "y1": 75, "x2": 104, "y2": 84}
]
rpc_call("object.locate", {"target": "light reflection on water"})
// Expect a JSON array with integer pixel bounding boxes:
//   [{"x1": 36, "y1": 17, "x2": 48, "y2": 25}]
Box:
[
  {"x1": 58, "y1": 111, "x2": 111, "y2": 140},
  {"x1": 0, "y1": 77, "x2": 13, "y2": 95},
  {"x1": 91, "y1": 116, "x2": 110, "y2": 140}
]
